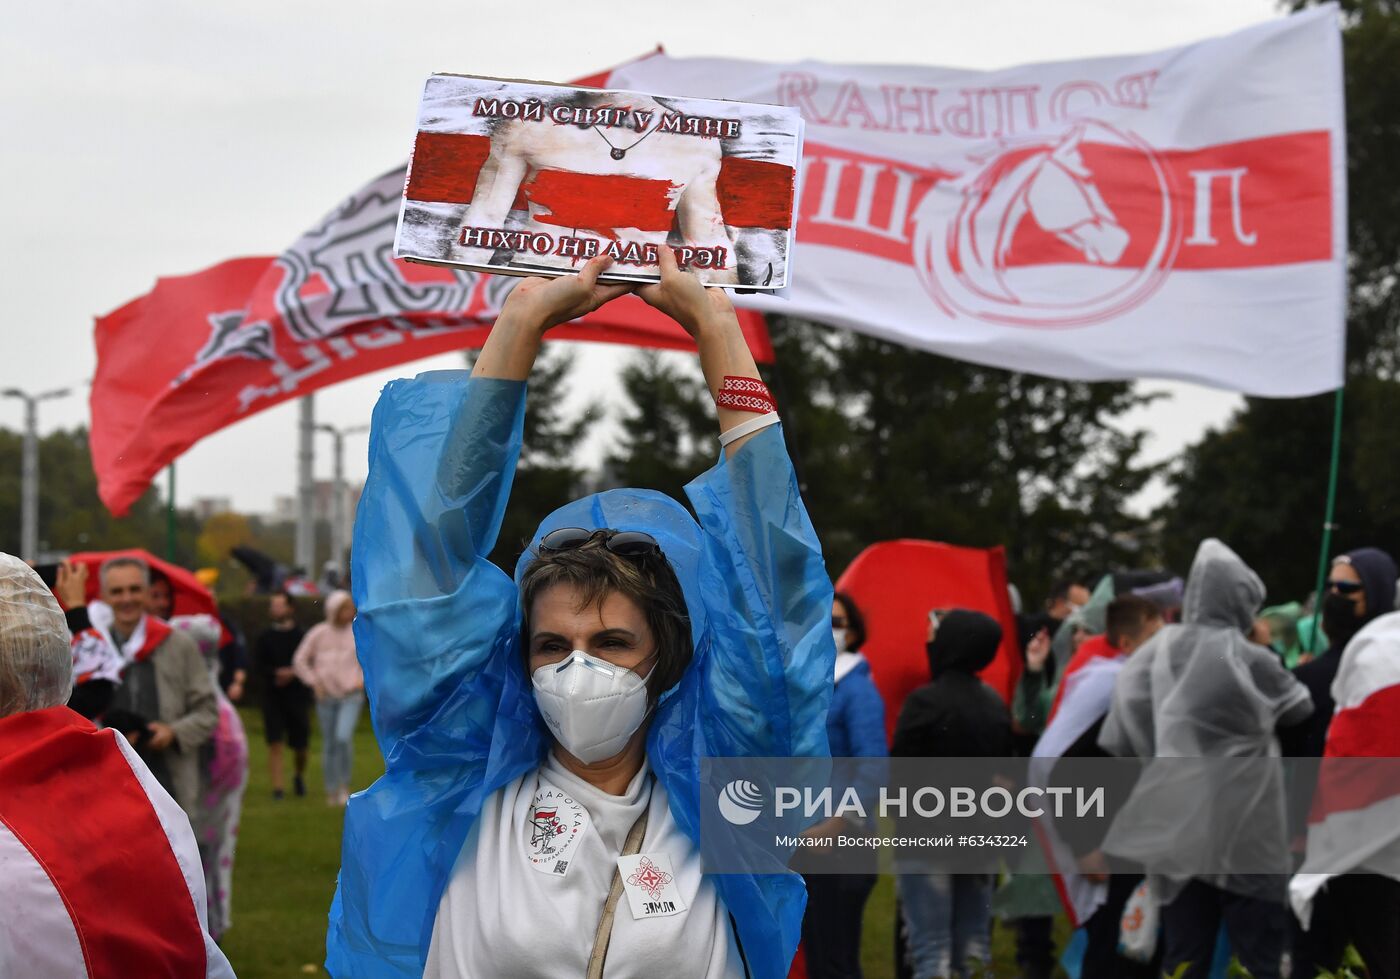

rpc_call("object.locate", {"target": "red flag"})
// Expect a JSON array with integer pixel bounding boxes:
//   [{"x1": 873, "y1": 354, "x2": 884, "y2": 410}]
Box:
[
  {"x1": 835, "y1": 539, "x2": 1022, "y2": 742},
  {"x1": 90, "y1": 166, "x2": 772, "y2": 516}
]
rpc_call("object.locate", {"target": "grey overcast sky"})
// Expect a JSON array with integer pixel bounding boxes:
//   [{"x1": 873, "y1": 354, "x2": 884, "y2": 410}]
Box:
[{"x1": 1, "y1": 0, "x2": 1276, "y2": 517}]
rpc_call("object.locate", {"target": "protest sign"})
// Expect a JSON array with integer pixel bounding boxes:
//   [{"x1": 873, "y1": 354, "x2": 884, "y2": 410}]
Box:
[{"x1": 395, "y1": 75, "x2": 803, "y2": 289}]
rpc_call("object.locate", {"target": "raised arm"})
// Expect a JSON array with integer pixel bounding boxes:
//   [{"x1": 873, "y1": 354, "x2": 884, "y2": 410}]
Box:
[
  {"x1": 636, "y1": 247, "x2": 768, "y2": 455},
  {"x1": 473, "y1": 254, "x2": 634, "y2": 380},
  {"x1": 353, "y1": 257, "x2": 631, "y2": 758},
  {"x1": 641, "y1": 252, "x2": 834, "y2": 757}
]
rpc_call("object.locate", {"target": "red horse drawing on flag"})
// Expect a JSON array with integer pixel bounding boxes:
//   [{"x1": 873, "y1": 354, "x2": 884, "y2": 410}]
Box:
[{"x1": 911, "y1": 120, "x2": 1181, "y2": 328}]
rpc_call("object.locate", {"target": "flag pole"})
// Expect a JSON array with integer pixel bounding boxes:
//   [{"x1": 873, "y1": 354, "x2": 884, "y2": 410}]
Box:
[
  {"x1": 166, "y1": 463, "x2": 177, "y2": 562},
  {"x1": 1307, "y1": 387, "x2": 1345, "y2": 648}
]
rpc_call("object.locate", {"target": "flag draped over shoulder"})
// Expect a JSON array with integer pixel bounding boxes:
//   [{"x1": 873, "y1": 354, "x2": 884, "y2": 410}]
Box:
[
  {"x1": 607, "y1": 6, "x2": 1347, "y2": 396},
  {"x1": 90, "y1": 167, "x2": 773, "y2": 516},
  {"x1": 1290, "y1": 611, "x2": 1400, "y2": 927}
]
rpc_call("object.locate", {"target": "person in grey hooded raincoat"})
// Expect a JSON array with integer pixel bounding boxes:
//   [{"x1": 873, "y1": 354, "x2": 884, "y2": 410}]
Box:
[{"x1": 1098, "y1": 538, "x2": 1312, "y2": 979}]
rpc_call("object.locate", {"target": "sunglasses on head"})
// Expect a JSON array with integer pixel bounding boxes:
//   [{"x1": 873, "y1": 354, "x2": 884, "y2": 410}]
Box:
[
  {"x1": 1327, "y1": 579, "x2": 1364, "y2": 596},
  {"x1": 538, "y1": 527, "x2": 662, "y2": 558}
]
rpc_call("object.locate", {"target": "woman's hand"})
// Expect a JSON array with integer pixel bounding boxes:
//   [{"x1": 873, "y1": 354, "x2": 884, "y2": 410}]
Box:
[
  {"x1": 1025, "y1": 628, "x2": 1052, "y2": 673},
  {"x1": 498, "y1": 254, "x2": 634, "y2": 335},
  {"x1": 475, "y1": 255, "x2": 633, "y2": 381},
  {"x1": 636, "y1": 246, "x2": 765, "y2": 455},
  {"x1": 55, "y1": 560, "x2": 88, "y2": 610},
  {"x1": 635, "y1": 246, "x2": 737, "y2": 338}
]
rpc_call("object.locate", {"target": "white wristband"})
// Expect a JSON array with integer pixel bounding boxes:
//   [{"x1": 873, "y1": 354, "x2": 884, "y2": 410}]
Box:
[{"x1": 718, "y1": 411, "x2": 781, "y2": 447}]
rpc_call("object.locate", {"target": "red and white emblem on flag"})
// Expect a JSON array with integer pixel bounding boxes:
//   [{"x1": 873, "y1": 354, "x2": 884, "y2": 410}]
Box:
[{"x1": 911, "y1": 121, "x2": 1176, "y2": 328}]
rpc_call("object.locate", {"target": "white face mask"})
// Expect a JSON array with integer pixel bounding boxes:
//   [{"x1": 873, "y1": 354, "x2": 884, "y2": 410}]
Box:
[
  {"x1": 832, "y1": 628, "x2": 849, "y2": 653},
  {"x1": 531, "y1": 649, "x2": 653, "y2": 764}
]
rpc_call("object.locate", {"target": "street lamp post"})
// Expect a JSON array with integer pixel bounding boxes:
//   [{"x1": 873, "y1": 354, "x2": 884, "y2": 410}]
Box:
[
  {"x1": 316, "y1": 422, "x2": 369, "y2": 586},
  {"x1": 2, "y1": 387, "x2": 71, "y2": 561},
  {"x1": 295, "y1": 396, "x2": 316, "y2": 577}
]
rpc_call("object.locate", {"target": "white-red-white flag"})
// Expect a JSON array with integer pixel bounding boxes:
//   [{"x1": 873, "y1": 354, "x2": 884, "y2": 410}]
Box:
[
  {"x1": 607, "y1": 6, "x2": 1346, "y2": 396},
  {"x1": 1290, "y1": 611, "x2": 1400, "y2": 926},
  {"x1": 0, "y1": 707, "x2": 234, "y2": 978},
  {"x1": 1030, "y1": 655, "x2": 1123, "y2": 927}
]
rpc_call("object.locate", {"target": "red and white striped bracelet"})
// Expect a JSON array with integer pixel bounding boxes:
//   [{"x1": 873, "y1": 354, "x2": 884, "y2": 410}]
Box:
[{"x1": 715, "y1": 375, "x2": 777, "y2": 414}]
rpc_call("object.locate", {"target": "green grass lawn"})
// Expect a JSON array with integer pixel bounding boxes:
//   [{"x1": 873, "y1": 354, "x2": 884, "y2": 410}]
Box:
[
  {"x1": 224, "y1": 708, "x2": 1056, "y2": 978},
  {"x1": 222, "y1": 708, "x2": 385, "y2": 978}
]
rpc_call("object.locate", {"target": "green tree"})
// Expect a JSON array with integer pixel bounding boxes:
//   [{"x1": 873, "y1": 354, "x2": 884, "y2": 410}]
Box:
[
  {"x1": 480, "y1": 347, "x2": 602, "y2": 571},
  {"x1": 603, "y1": 350, "x2": 715, "y2": 505},
  {"x1": 599, "y1": 318, "x2": 1160, "y2": 604},
  {"x1": 763, "y1": 317, "x2": 1159, "y2": 601},
  {"x1": 197, "y1": 511, "x2": 253, "y2": 568},
  {"x1": 0, "y1": 426, "x2": 201, "y2": 565},
  {"x1": 1163, "y1": 1, "x2": 1400, "y2": 600}
]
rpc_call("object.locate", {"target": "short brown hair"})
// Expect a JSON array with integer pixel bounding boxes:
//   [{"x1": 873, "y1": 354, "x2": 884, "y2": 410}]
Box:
[
  {"x1": 520, "y1": 539, "x2": 693, "y2": 702},
  {"x1": 99, "y1": 556, "x2": 149, "y2": 590},
  {"x1": 1106, "y1": 594, "x2": 1163, "y2": 649}
]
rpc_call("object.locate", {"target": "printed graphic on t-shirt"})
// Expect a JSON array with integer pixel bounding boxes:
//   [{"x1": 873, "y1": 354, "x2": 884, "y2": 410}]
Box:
[
  {"x1": 524, "y1": 781, "x2": 589, "y2": 878},
  {"x1": 617, "y1": 853, "x2": 688, "y2": 919}
]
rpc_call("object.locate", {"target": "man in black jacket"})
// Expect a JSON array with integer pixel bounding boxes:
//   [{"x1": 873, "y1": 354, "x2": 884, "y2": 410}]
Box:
[
  {"x1": 255, "y1": 590, "x2": 311, "y2": 799},
  {"x1": 892, "y1": 610, "x2": 1013, "y2": 979}
]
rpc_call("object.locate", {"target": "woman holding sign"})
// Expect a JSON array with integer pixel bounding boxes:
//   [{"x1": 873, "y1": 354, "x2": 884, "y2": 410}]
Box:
[{"x1": 326, "y1": 251, "x2": 834, "y2": 979}]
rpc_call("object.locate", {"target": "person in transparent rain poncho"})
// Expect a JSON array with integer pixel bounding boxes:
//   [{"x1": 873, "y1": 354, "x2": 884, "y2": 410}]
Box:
[
  {"x1": 168, "y1": 613, "x2": 249, "y2": 942},
  {"x1": 324, "y1": 252, "x2": 834, "y2": 979},
  {"x1": 1098, "y1": 539, "x2": 1313, "y2": 979}
]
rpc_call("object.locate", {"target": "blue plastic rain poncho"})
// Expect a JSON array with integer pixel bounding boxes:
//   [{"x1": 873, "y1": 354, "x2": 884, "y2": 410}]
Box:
[{"x1": 326, "y1": 373, "x2": 834, "y2": 979}]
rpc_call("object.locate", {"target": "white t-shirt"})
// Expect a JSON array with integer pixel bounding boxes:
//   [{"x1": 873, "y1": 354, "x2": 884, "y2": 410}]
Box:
[{"x1": 424, "y1": 752, "x2": 745, "y2": 979}]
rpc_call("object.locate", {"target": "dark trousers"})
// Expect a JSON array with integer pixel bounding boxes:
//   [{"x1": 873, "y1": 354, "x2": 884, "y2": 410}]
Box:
[
  {"x1": 802, "y1": 874, "x2": 877, "y2": 979},
  {"x1": 1082, "y1": 875, "x2": 1157, "y2": 979},
  {"x1": 1294, "y1": 873, "x2": 1400, "y2": 979},
  {"x1": 1161, "y1": 880, "x2": 1288, "y2": 979},
  {"x1": 1014, "y1": 915, "x2": 1055, "y2": 979}
]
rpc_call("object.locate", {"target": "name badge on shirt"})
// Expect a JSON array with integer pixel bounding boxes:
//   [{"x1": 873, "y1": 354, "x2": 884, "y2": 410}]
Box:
[
  {"x1": 617, "y1": 853, "x2": 687, "y2": 919},
  {"x1": 525, "y1": 783, "x2": 590, "y2": 878}
]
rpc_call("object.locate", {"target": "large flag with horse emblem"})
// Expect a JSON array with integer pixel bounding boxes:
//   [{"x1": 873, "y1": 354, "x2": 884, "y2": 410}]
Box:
[
  {"x1": 90, "y1": 166, "x2": 774, "y2": 516},
  {"x1": 610, "y1": 5, "x2": 1346, "y2": 397}
]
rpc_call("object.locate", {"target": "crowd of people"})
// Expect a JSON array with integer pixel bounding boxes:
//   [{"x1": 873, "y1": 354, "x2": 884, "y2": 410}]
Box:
[
  {"x1": 1, "y1": 251, "x2": 1397, "y2": 979},
  {"x1": 0, "y1": 550, "x2": 368, "y2": 962},
  {"x1": 805, "y1": 541, "x2": 1400, "y2": 979}
]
